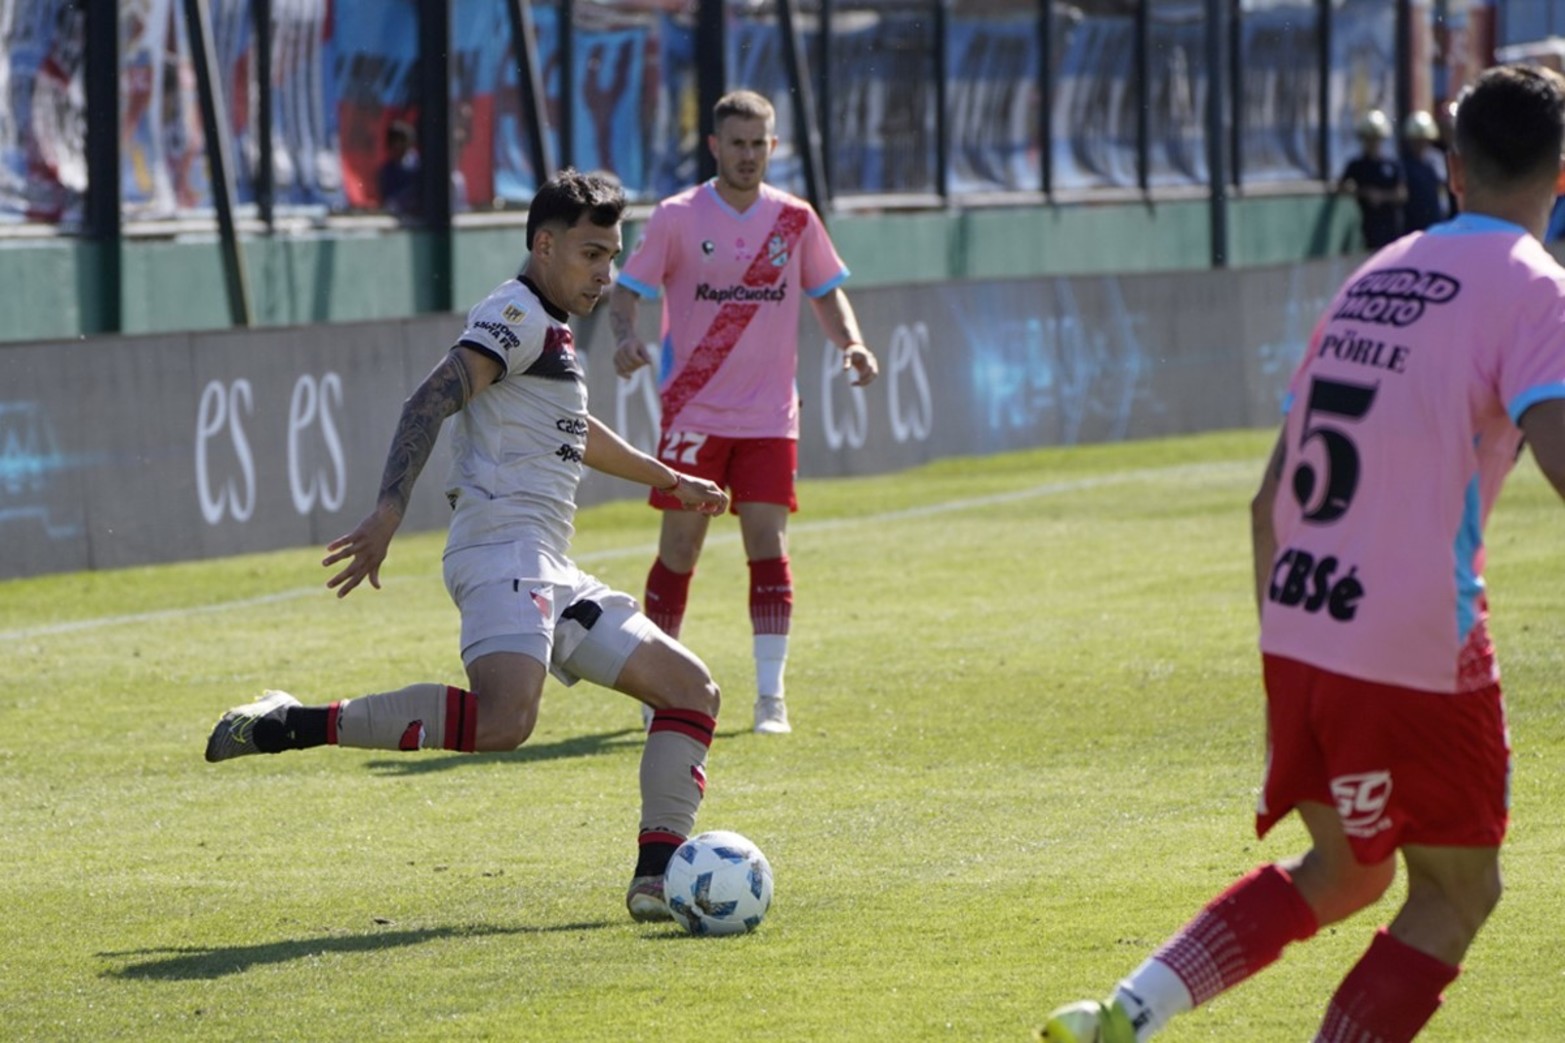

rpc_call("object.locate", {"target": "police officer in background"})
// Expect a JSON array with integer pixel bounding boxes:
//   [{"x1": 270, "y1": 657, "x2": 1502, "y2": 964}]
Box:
[{"x1": 1337, "y1": 109, "x2": 1407, "y2": 250}]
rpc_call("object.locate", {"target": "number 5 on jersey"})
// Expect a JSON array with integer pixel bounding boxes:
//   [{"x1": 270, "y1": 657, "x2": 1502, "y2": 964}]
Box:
[
  {"x1": 1292, "y1": 377, "x2": 1378, "y2": 524},
  {"x1": 660, "y1": 431, "x2": 709, "y2": 465}
]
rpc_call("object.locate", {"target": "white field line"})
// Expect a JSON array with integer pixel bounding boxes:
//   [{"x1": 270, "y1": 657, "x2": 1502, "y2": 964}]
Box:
[{"x1": 0, "y1": 459, "x2": 1250, "y2": 642}]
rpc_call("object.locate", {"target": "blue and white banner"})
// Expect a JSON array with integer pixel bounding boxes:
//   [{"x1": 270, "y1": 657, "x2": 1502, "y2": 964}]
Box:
[
  {"x1": 0, "y1": 0, "x2": 1399, "y2": 223},
  {"x1": 0, "y1": 0, "x2": 84, "y2": 224}
]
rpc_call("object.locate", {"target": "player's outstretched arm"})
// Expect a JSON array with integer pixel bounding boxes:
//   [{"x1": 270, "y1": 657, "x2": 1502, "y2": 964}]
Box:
[
  {"x1": 582, "y1": 415, "x2": 727, "y2": 515},
  {"x1": 608, "y1": 284, "x2": 654, "y2": 378},
  {"x1": 809, "y1": 287, "x2": 878, "y2": 386},
  {"x1": 1520, "y1": 397, "x2": 1565, "y2": 503},
  {"x1": 323, "y1": 347, "x2": 499, "y2": 597}
]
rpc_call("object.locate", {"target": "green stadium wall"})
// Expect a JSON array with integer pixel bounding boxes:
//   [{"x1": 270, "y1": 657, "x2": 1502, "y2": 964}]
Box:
[{"x1": 0, "y1": 191, "x2": 1360, "y2": 342}]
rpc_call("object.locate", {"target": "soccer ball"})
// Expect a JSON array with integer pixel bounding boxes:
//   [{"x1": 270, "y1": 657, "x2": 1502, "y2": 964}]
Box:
[{"x1": 664, "y1": 830, "x2": 773, "y2": 936}]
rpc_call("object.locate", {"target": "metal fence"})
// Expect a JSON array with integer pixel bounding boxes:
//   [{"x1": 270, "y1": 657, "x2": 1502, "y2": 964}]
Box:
[{"x1": 0, "y1": 0, "x2": 1426, "y2": 229}]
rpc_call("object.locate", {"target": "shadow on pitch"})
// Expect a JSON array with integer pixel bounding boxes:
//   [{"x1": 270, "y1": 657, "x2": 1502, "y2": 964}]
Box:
[
  {"x1": 100, "y1": 921, "x2": 611, "y2": 981},
  {"x1": 362, "y1": 727, "x2": 647, "y2": 775}
]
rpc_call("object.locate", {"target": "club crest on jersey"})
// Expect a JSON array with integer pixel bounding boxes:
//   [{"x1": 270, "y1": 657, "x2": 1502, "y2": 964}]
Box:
[
  {"x1": 502, "y1": 301, "x2": 528, "y2": 324},
  {"x1": 701, "y1": 240, "x2": 715, "y2": 256},
  {"x1": 766, "y1": 233, "x2": 789, "y2": 268}
]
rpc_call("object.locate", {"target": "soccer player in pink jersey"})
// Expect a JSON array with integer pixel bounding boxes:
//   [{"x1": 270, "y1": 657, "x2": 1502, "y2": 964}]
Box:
[
  {"x1": 1039, "y1": 64, "x2": 1565, "y2": 1042},
  {"x1": 609, "y1": 89, "x2": 879, "y2": 735}
]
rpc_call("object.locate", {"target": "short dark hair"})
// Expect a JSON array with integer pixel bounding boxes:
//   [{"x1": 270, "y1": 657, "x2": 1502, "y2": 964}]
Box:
[
  {"x1": 1454, "y1": 63, "x2": 1565, "y2": 190},
  {"x1": 525, "y1": 168, "x2": 626, "y2": 250},
  {"x1": 714, "y1": 90, "x2": 775, "y2": 130}
]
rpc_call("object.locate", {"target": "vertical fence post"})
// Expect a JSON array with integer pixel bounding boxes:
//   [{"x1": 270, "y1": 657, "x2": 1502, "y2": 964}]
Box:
[
  {"x1": 819, "y1": 0, "x2": 834, "y2": 194},
  {"x1": 933, "y1": 0, "x2": 949, "y2": 202},
  {"x1": 1395, "y1": 0, "x2": 1413, "y2": 128},
  {"x1": 1037, "y1": 0, "x2": 1053, "y2": 197},
  {"x1": 1318, "y1": 0, "x2": 1333, "y2": 182},
  {"x1": 697, "y1": 0, "x2": 726, "y2": 182},
  {"x1": 417, "y1": 0, "x2": 454, "y2": 312},
  {"x1": 777, "y1": 0, "x2": 828, "y2": 214},
  {"x1": 254, "y1": 0, "x2": 274, "y2": 228},
  {"x1": 1228, "y1": 0, "x2": 1243, "y2": 189},
  {"x1": 560, "y1": 0, "x2": 576, "y2": 170},
  {"x1": 1135, "y1": 0, "x2": 1151, "y2": 195},
  {"x1": 84, "y1": 0, "x2": 121, "y2": 334},
  {"x1": 506, "y1": 0, "x2": 557, "y2": 186},
  {"x1": 184, "y1": 0, "x2": 254, "y2": 326},
  {"x1": 1206, "y1": 0, "x2": 1229, "y2": 267}
]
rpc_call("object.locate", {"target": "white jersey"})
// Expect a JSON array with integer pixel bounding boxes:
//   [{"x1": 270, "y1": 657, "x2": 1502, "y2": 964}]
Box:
[{"x1": 442, "y1": 276, "x2": 588, "y2": 582}]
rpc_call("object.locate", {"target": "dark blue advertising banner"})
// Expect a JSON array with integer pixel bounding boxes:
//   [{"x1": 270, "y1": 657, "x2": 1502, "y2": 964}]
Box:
[{"x1": 0, "y1": 259, "x2": 1352, "y2": 579}]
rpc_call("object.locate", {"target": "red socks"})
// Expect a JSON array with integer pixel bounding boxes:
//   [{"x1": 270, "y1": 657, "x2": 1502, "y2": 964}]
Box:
[
  {"x1": 1153, "y1": 864, "x2": 1320, "y2": 1006},
  {"x1": 646, "y1": 557, "x2": 792, "y2": 637},
  {"x1": 748, "y1": 556, "x2": 792, "y2": 635},
  {"x1": 644, "y1": 558, "x2": 693, "y2": 638},
  {"x1": 1315, "y1": 929, "x2": 1459, "y2": 1043}
]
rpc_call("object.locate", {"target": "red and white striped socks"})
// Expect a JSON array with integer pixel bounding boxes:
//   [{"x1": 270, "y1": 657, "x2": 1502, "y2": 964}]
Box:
[
  {"x1": 1315, "y1": 929, "x2": 1459, "y2": 1043},
  {"x1": 1114, "y1": 864, "x2": 1319, "y2": 1038}
]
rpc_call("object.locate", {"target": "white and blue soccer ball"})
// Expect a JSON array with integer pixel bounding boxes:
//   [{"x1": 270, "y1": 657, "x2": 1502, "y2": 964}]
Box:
[{"x1": 664, "y1": 830, "x2": 773, "y2": 936}]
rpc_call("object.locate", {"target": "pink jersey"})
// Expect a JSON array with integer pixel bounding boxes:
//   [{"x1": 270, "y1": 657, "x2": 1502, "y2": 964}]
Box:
[
  {"x1": 616, "y1": 180, "x2": 849, "y2": 438},
  {"x1": 1261, "y1": 213, "x2": 1565, "y2": 693}
]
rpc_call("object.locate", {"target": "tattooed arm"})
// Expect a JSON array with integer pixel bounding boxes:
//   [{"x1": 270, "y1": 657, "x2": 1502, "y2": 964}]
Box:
[
  {"x1": 323, "y1": 346, "x2": 501, "y2": 597},
  {"x1": 609, "y1": 284, "x2": 654, "y2": 378}
]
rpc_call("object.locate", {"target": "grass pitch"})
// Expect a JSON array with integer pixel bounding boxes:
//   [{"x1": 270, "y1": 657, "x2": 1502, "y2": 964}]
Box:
[{"x1": 2, "y1": 428, "x2": 1563, "y2": 1041}]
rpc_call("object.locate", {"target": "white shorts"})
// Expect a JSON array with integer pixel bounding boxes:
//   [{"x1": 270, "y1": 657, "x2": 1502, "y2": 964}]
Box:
[{"x1": 443, "y1": 543, "x2": 655, "y2": 688}]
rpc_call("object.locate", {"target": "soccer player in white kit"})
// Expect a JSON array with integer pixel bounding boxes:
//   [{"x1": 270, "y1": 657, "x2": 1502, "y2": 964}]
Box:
[
  {"x1": 609, "y1": 89, "x2": 879, "y2": 735},
  {"x1": 204, "y1": 170, "x2": 730, "y2": 923},
  {"x1": 1039, "y1": 64, "x2": 1565, "y2": 1042}
]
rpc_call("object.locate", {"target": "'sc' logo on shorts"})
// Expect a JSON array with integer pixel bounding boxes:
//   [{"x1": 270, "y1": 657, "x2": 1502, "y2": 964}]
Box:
[{"x1": 1330, "y1": 771, "x2": 1393, "y2": 837}]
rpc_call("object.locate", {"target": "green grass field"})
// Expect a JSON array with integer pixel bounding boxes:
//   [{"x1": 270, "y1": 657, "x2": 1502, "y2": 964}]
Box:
[{"x1": 3, "y1": 428, "x2": 1563, "y2": 1041}]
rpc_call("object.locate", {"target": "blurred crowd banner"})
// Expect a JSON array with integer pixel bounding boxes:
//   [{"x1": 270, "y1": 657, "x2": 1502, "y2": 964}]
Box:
[{"x1": 0, "y1": 0, "x2": 1457, "y2": 226}]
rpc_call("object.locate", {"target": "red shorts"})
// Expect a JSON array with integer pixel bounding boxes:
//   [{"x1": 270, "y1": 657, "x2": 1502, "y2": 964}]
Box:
[
  {"x1": 648, "y1": 432, "x2": 798, "y2": 514},
  {"x1": 1257, "y1": 654, "x2": 1510, "y2": 865}
]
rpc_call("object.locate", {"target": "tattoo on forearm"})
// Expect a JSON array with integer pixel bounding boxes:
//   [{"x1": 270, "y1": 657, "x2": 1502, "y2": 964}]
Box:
[
  {"x1": 379, "y1": 353, "x2": 471, "y2": 513},
  {"x1": 609, "y1": 299, "x2": 635, "y2": 345}
]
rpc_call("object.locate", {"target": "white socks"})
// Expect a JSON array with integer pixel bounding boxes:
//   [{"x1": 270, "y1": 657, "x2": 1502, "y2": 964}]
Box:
[
  {"x1": 753, "y1": 634, "x2": 789, "y2": 698},
  {"x1": 1112, "y1": 958, "x2": 1193, "y2": 1040}
]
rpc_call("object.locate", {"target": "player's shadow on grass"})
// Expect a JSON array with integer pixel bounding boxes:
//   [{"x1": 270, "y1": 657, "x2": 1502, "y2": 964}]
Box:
[
  {"x1": 100, "y1": 922, "x2": 611, "y2": 981},
  {"x1": 360, "y1": 718, "x2": 757, "y2": 777},
  {"x1": 362, "y1": 727, "x2": 645, "y2": 775}
]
